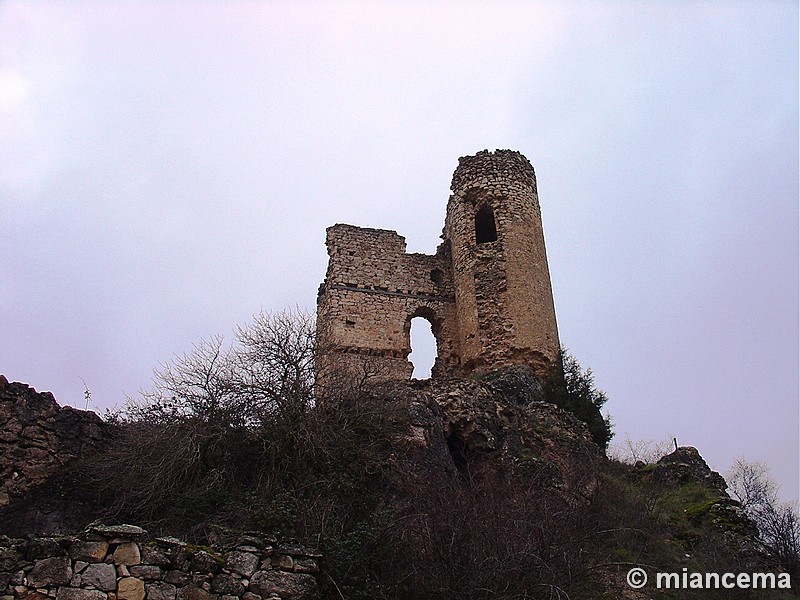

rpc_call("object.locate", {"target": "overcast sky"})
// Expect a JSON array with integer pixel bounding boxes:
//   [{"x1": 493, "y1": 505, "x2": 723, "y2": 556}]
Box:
[{"x1": 1, "y1": 1, "x2": 797, "y2": 502}]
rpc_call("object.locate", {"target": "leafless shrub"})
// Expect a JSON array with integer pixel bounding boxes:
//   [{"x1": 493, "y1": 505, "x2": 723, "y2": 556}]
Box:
[
  {"x1": 609, "y1": 434, "x2": 675, "y2": 465},
  {"x1": 727, "y1": 458, "x2": 778, "y2": 514},
  {"x1": 727, "y1": 458, "x2": 800, "y2": 575},
  {"x1": 89, "y1": 310, "x2": 318, "y2": 522}
]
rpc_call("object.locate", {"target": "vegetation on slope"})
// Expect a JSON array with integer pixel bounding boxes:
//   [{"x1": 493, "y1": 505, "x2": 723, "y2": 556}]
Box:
[{"x1": 57, "y1": 311, "x2": 796, "y2": 598}]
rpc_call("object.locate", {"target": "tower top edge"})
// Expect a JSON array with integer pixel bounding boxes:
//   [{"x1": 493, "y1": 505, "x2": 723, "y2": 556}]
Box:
[{"x1": 450, "y1": 149, "x2": 536, "y2": 193}]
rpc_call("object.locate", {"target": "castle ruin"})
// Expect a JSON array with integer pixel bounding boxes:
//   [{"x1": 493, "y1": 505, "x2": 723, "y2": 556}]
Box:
[{"x1": 316, "y1": 149, "x2": 560, "y2": 384}]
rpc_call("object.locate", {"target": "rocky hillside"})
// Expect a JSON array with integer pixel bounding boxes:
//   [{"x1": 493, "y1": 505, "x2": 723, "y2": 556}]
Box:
[{"x1": 0, "y1": 369, "x2": 792, "y2": 599}]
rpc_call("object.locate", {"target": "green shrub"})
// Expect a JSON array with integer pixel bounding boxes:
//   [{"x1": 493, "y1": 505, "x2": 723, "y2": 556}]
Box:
[{"x1": 544, "y1": 348, "x2": 613, "y2": 451}]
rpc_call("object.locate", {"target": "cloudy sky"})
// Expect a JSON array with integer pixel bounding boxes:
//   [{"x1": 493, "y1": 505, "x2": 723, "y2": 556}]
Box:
[{"x1": 1, "y1": 1, "x2": 797, "y2": 501}]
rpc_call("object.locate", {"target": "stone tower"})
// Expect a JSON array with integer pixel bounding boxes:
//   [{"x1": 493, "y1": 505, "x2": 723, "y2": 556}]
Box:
[
  {"x1": 316, "y1": 150, "x2": 560, "y2": 387},
  {"x1": 444, "y1": 150, "x2": 560, "y2": 376}
]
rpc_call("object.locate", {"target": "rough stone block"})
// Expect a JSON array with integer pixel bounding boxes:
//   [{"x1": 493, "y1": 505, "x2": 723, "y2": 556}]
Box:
[
  {"x1": 73, "y1": 561, "x2": 89, "y2": 573},
  {"x1": 140, "y1": 546, "x2": 170, "y2": 567},
  {"x1": 128, "y1": 564, "x2": 161, "y2": 581},
  {"x1": 26, "y1": 556, "x2": 71, "y2": 587},
  {"x1": 117, "y1": 576, "x2": 145, "y2": 600},
  {"x1": 271, "y1": 554, "x2": 293, "y2": 570},
  {"x1": 292, "y1": 558, "x2": 319, "y2": 574},
  {"x1": 55, "y1": 588, "x2": 106, "y2": 600},
  {"x1": 211, "y1": 573, "x2": 245, "y2": 596},
  {"x1": 112, "y1": 543, "x2": 141, "y2": 566},
  {"x1": 250, "y1": 570, "x2": 317, "y2": 600},
  {"x1": 163, "y1": 570, "x2": 191, "y2": 587},
  {"x1": 88, "y1": 525, "x2": 146, "y2": 540},
  {"x1": 26, "y1": 538, "x2": 65, "y2": 560},
  {"x1": 81, "y1": 562, "x2": 117, "y2": 591},
  {"x1": 69, "y1": 541, "x2": 109, "y2": 563},
  {"x1": 225, "y1": 550, "x2": 258, "y2": 577},
  {"x1": 0, "y1": 548, "x2": 21, "y2": 572},
  {"x1": 188, "y1": 550, "x2": 220, "y2": 574},
  {"x1": 146, "y1": 582, "x2": 177, "y2": 600},
  {"x1": 175, "y1": 583, "x2": 214, "y2": 600}
]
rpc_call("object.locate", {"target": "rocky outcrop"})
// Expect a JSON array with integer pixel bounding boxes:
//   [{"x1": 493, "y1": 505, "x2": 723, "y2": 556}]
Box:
[
  {"x1": 0, "y1": 376, "x2": 110, "y2": 507},
  {"x1": 378, "y1": 364, "x2": 601, "y2": 500},
  {"x1": 0, "y1": 524, "x2": 319, "y2": 600},
  {"x1": 652, "y1": 446, "x2": 728, "y2": 493},
  {"x1": 647, "y1": 446, "x2": 772, "y2": 564}
]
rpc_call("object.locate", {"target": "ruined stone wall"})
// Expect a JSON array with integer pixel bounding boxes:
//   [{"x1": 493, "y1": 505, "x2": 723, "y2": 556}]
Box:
[
  {"x1": 0, "y1": 524, "x2": 319, "y2": 600},
  {"x1": 316, "y1": 150, "x2": 560, "y2": 386},
  {"x1": 0, "y1": 376, "x2": 110, "y2": 508},
  {"x1": 316, "y1": 225, "x2": 459, "y2": 384}
]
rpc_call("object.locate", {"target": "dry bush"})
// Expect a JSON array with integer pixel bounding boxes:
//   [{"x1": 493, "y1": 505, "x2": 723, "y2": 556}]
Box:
[
  {"x1": 608, "y1": 434, "x2": 676, "y2": 465},
  {"x1": 88, "y1": 310, "x2": 317, "y2": 525},
  {"x1": 728, "y1": 458, "x2": 800, "y2": 576}
]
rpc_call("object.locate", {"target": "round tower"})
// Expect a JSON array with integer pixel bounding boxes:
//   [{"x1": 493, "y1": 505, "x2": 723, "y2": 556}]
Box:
[{"x1": 443, "y1": 149, "x2": 560, "y2": 377}]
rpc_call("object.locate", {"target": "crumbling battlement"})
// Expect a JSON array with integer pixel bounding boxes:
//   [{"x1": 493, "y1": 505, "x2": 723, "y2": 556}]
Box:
[
  {"x1": 450, "y1": 149, "x2": 537, "y2": 193},
  {"x1": 316, "y1": 150, "x2": 560, "y2": 386}
]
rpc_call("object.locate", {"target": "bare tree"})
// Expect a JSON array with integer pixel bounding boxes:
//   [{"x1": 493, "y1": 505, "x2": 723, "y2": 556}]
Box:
[
  {"x1": 727, "y1": 458, "x2": 779, "y2": 514},
  {"x1": 727, "y1": 458, "x2": 800, "y2": 575},
  {"x1": 235, "y1": 309, "x2": 316, "y2": 422},
  {"x1": 92, "y1": 309, "x2": 319, "y2": 521}
]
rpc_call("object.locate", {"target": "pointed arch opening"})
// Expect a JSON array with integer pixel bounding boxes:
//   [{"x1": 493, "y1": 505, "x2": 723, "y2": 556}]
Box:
[
  {"x1": 408, "y1": 316, "x2": 438, "y2": 379},
  {"x1": 475, "y1": 204, "x2": 497, "y2": 244}
]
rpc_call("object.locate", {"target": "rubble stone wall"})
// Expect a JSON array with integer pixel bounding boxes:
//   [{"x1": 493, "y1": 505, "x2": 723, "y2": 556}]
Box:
[
  {"x1": 316, "y1": 224, "x2": 459, "y2": 383},
  {"x1": 0, "y1": 376, "x2": 109, "y2": 507},
  {"x1": 316, "y1": 150, "x2": 560, "y2": 386},
  {"x1": 0, "y1": 524, "x2": 319, "y2": 600}
]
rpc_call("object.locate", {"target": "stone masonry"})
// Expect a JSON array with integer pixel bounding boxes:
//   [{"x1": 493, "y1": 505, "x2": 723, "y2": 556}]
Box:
[
  {"x1": 316, "y1": 150, "x2": 560, "y2": 385},
  {"x1": 0, "y1": 524, "x2": 320, "y2": 600},
  {"x1": 0, "y1": 376, "x2": 110, "y2": 508}
]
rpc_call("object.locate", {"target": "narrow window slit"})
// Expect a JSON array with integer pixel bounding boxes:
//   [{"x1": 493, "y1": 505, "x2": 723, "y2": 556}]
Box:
[{"x1": 475, "y1": 205, "x2": 497, "y2": 244}]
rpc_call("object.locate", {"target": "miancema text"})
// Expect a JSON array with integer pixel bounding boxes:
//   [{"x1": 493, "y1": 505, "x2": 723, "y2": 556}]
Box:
[{"x1": 657, "y1": 569, "x2": 791, "y2": 589}]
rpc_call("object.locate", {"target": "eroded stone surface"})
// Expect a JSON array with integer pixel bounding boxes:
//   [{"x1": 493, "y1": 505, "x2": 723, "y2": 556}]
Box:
[{"x1": 27, "y1": 556, "x2": 71, "y2": 587}]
